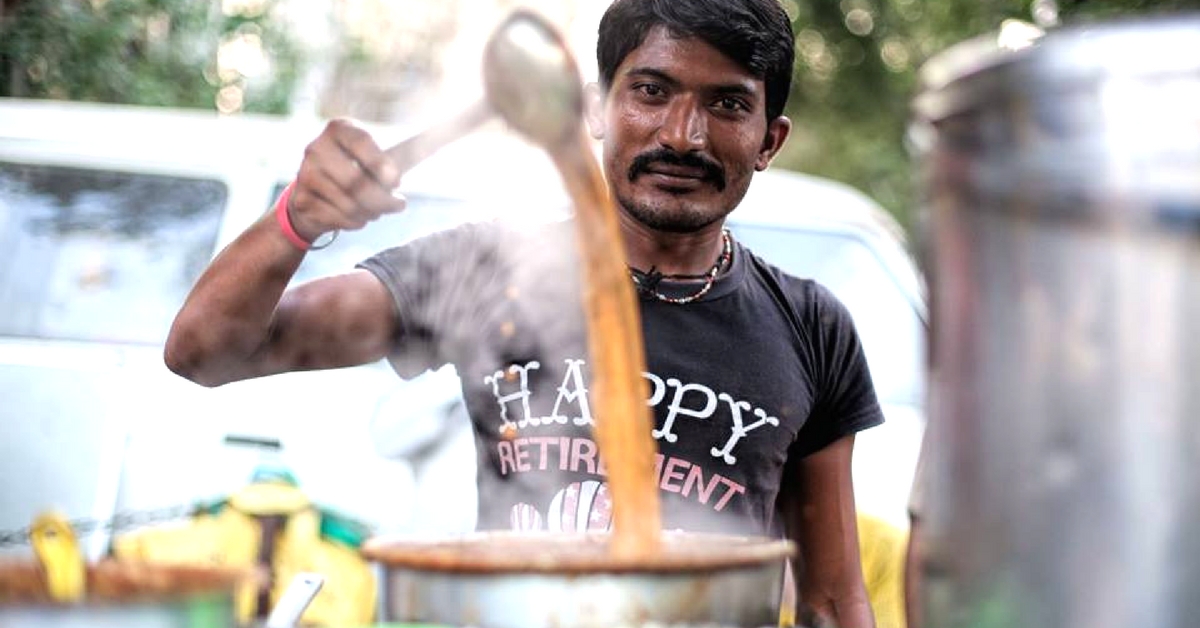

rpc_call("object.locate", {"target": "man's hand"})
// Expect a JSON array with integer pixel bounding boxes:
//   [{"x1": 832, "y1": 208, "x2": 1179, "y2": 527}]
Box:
[{"x1": 288, "y1": 119, "x2": 408, "y2": 242}]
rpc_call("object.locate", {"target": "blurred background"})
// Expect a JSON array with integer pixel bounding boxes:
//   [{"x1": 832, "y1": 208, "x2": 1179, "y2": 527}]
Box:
[
  {"x1": 3, "y1": 2, "x2": 1200, "y2": 625},
  {"x1": 4, "y1": 0, "x2": 1199, "y2": 232}
]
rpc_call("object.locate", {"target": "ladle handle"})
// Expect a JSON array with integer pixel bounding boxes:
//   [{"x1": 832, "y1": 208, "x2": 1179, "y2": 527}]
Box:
[{"x1": 384, "y1": 100, "x2": 494, "y2": 174}]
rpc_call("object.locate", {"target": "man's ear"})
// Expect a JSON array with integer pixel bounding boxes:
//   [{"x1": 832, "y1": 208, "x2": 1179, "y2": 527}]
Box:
[
  {"x1": 755, "y1": 116, "x2": 792, "y2": 171},
  {"x1": 584, "y1": 82, "x2": 606, "y2": 140}
]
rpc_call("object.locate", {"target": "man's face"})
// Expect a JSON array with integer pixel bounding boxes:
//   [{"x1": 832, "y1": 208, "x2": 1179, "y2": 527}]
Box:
[{"x1": 588, "y1": 26, "x2": 790, "y2": 233}]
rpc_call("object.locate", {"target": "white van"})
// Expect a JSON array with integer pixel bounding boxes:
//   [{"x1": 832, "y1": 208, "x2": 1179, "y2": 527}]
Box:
[{"x1": 0, "y1": 98, "x2": 925, "y2": 559}]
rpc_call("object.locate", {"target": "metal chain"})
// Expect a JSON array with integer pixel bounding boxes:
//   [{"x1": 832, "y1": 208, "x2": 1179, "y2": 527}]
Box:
[{"x1": 0, "y1": 505, "x2": 195, "y2": 549}]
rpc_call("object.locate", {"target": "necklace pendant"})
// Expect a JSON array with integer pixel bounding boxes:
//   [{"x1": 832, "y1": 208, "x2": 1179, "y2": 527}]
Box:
[{"x1": 628, "y1": 230, "x2": 732, "y2": 305}]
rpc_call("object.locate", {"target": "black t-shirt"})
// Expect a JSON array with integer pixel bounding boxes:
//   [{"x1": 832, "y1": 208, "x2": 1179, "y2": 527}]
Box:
[{"x1": 358, "y1": 219, "x2": 883, "y2": 535}]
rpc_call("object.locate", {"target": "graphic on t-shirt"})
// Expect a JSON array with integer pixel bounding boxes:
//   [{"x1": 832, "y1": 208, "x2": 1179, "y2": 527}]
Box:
[
  {"x1": 488, "y1": 357, "x2": 774, "y2": 525},
  {"x1": 507, "y1": 480, "x2": 613, "y2": 533},
  {"x1": 510, "y1": 502, "x2": 544, "y2": 531},
  {"x1": 548, "y1": 480, "x2": 612, "y2": 532},
  {"x1": 486, "y1": 358, "x2": 782, "y2": 463}
]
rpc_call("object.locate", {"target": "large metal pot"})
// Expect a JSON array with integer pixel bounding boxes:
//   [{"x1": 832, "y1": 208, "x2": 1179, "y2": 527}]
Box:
[
  {"x1": 362, "y1": 531, "x2": 793, "y2": 628},
  {"x1": 0, "y1": 559, "x2": 245, "y2": 628},
  {"x1": 912, "y1": 14, "x2": 1200, "y2": 628}
]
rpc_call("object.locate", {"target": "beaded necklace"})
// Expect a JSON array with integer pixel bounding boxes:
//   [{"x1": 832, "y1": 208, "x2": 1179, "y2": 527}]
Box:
[{"x1": 628, "y1": 229, "x2": 732, "y2": 305}]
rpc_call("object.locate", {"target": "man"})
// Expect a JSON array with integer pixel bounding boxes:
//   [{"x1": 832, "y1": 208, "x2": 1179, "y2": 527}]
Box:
[{"x1": 165, "y1": 0, "x2": 880, "y2": 625}]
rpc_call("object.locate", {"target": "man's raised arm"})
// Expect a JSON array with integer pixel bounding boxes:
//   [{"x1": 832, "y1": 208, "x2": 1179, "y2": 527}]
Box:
[{"x1": 164, "y1": 119, "x2": 406, "y2": 387}]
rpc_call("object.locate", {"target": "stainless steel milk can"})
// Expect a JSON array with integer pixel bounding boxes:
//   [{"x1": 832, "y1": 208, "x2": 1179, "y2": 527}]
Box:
[{"x1": 912, "y1": 14, "x2": 1200, "y2": 628}]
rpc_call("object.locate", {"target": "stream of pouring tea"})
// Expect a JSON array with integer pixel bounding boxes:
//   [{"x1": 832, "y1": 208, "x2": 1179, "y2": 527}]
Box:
[
  {"x1": 478, "y1": 10, "x2": 663, "y2": 559},
  {"x1": 399, "y1": 114, "x2": 665, "y2": 559},
  {"x1": 548, "y1": 130, "x2": 662, "y2": 559}
]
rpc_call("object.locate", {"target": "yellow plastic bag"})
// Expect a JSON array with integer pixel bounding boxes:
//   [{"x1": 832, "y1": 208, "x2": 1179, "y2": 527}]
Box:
[
  {"x1": 272, "y1": 507, "x2": 376, "y2": 626},
  {"x1": 776, "y1": 512, "x2": 908, "y2": 628},
  {"x1": 114, "y1": 477, "x2": 376, "y2": 626},
  {"x1": 856, "y1": 513, "x2": 909, "y2": 628}
]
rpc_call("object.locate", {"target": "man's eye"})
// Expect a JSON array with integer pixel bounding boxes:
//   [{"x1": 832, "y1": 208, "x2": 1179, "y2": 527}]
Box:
[
  {"x1": 635, "y1": 83, "x2": 665, "y2": 97},
  {"x1": 715, "y1": 97, "x2": 748, "y2": 112}
]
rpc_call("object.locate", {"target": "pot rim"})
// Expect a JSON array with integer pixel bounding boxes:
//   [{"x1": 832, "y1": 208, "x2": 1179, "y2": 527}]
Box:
[
  {"x1": 362, "y1": 530, "x2": 795, "y2": 575},
  {"x1": 0, "y1": 559, "x2": 252, "y2": 606}
]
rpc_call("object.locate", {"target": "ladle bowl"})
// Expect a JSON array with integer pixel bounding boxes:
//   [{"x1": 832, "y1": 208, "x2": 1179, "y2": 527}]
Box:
[
  {"x1": 383, "y1": 9, "x2": 584, "y2": 178},
  {"x1": 483, "y1": 9, "x2": 585, "y2": 149}
]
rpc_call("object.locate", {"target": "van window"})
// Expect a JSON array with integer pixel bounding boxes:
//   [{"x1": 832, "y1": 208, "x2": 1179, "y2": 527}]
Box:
[{"x1": 0, "y1": 162, "x2": 225, "y2": 344}]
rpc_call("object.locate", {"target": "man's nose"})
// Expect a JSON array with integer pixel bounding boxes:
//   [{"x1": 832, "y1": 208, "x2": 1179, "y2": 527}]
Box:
[{"x1": 656, "y1": 97, "x2": 707, "y2": 153}]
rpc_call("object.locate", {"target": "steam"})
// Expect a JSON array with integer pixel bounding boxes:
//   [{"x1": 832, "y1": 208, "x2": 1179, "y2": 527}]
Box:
[{"x1": 376, "y1": 214, "x2": 764, "y2": 539}]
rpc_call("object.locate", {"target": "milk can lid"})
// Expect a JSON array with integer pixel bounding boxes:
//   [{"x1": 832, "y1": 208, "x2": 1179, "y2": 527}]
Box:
[{"x1": 914, "y1": 13, "x2": 1200, "y2": 123}]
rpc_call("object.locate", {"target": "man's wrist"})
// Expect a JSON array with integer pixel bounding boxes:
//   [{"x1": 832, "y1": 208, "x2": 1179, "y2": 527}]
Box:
[{"x1": 273, "y1": 182, "x2": 338, "y2": 251}]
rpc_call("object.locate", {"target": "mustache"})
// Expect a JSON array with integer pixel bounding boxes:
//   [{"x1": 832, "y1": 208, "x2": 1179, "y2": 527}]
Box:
[{"x1": 627, "y1": 149, "x2": 726, "y2": 191}]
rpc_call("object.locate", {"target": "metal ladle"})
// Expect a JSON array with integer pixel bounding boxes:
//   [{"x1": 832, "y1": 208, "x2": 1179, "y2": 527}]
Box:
[
  {"x1": 481, "y1": 9, "x2": 584, "y2": 148},
  {"x1": 383, "y1": 10, "x2": 581, "y2": 172},
  {"x1": 483, "y1": 10, "x2": 663, "y2": 559}
]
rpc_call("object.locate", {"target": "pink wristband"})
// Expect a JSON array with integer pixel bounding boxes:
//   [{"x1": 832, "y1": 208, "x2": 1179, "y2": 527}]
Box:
[{"x1": 274, "y1": 182, "x2": 312, "y2": 251}]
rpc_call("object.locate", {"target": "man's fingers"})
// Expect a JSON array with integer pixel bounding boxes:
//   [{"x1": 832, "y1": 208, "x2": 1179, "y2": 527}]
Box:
[
  {"x1": 318, "y1": 155, "x2": 402, "y2": 218},
  {"x1": 292, "y1": 119, "x2": 408, "y2": 232},
  {"x1": 296, "y1": 169, "x2": 405, "y2": 232},
  {"x1": 332, "y1": 120, "x2": 402, "y2": 190},
  {"x1": 346, "y1": 169, "x2": 405, "y2": 217},
  {"x1": 325, "y1": 120, "x2": 406, "y2": 216},
  {"x1": 287, "y1": 188, "x2": 343, "y2": 240},
  {"x1": 381, "y1": 191, "x2": 408, "y2": 215},
  {"x1": 297, "y1": 172, "x2": 356, "y2": 220}
]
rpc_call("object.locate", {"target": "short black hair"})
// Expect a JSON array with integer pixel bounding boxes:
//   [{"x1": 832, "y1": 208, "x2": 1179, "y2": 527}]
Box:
[{"x1": 596, "y1": 0, "x2": 795, "y2": 121}]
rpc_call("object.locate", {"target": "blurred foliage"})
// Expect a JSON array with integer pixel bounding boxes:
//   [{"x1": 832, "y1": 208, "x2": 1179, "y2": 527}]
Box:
[
  {"x1": 3, "y1": 0, "x2": 1199, "y2": 228},
  {"x1": 0, "y1": 0, "x2": 303, "y2": 113},
  {"x1": 777, "y1": 0, "x2": 1200, "y2": 231}
]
